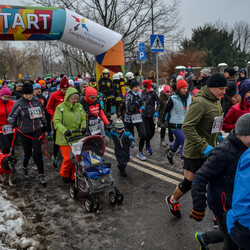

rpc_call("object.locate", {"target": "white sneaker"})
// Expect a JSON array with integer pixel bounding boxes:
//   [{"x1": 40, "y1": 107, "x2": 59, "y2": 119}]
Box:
[{"x1": 137, "y1": 152, "x2": 147, "y2": 161}]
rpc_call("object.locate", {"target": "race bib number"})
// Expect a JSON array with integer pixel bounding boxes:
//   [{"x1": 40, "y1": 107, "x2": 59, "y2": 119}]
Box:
[
  {"x1": 2, "y1": 125, "x2": 14, "y2": 135},
  {"x1": 28, "y1": 107, "x2": 42, "y2": 119},
  {"x1": 131, "y1": 113, "x2": 142, "y2": 124},
  {"x1": 89, "y1": 124, "x2": 101, "y2": 135},
  {"x1": 72, "y1": 141, "x2": 83, "y2": 155},
  {"x1": 211, "y1": 116, "x2": 223, "y2": 134}
]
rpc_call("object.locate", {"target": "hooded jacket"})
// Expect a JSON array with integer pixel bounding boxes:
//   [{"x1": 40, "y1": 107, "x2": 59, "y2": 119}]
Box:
[
  {"x1": 53, "y1": 87, "x2": 86, "y2": 146},
  {"x1": 158, "y1": 90, "x2": 170, "y2": 122},
  {"x1": 141, "y1": 89, "x2": 160, "y2": 118},
  {"x1": 182, "y1": 86, "x2": 223, "y2": 159},
  {"x1": 7, "y1": 96, "x2": 46, "y2": 134},
  {"x1": 0, "y1": 98, "x2": 14, "y2": 133}
]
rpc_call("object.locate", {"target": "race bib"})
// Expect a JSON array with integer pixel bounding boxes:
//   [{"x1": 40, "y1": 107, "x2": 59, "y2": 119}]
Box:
[
  {"x1": 28, "y1": 107, "x2": 42, "y2": 119},
  {"x1": 89, "y1": 124, "x2": 101, "y2": 135},
  {"x1": 131, "y1": 113, "x2": 142, "y2": 124},
  {"x1": 2, "y1": 125, "x2": 14, "y2": 135},
  {"x1": 211, "y1": 116, "x2": 223, "y2": 134},
  {"x1": 72, "y1": 141, "x2": 83, "y2": 155}
]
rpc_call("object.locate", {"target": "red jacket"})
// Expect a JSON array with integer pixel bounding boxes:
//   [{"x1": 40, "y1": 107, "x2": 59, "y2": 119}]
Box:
[
  {"x1": 222, "y1": 101, "x2": 250, "y2": 133},
  {"x1": 0, "y1": 153, "x2": 12, "y2": 174},
  {"x1": 46, "y1": 90, "x2": 65, "y2": 122},
  {"x1": 0, "y1": 99, "x2": 14, "y2": 133}
]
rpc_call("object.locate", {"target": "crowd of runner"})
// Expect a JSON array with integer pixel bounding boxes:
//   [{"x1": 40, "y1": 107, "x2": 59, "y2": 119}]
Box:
[{"x1": 0, "y1": 66, "x2": 250, "y2": 249}]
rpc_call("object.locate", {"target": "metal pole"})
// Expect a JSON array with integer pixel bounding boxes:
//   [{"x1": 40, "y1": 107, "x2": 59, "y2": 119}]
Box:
[
  {"x1": 156, "y1": 52, "x2": 159, "y2": 95},
  {"x1": 151, "y1": 0, "x2": 155, "y2": 72},
  {"x1": 140, "y1": 60, "x2": 142, "y2": 75}
]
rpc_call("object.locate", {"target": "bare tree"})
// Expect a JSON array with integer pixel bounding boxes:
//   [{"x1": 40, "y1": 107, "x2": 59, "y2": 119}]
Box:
[{"x1": 233, "y1": 21, "x2": 250, "y2": 53}]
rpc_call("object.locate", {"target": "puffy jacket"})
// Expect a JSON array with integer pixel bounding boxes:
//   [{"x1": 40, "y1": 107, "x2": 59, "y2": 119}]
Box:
[
  {"x1": 53, "y1": 87, "x2": 86, "y2": 146},
  {"x1": 0, "y1": 99, "x2": 14, "y2": 133},
  {"x1": 141, "y1": 89, "x2": 160, "y2": 118},
  {"x1": 46, "y1": 90, "x2": 65, "y2": 122},
  {"x1": 8, "y1": 96, "x2": 46, "y2": 134},
  {"x1": 227, "y1": 149, "x2": 250, "y2": 250},
  {"x1": 182, "y1": 86, "x2": 223, "y2": 159},
  {"x1": 222, "y1": 101, "x2": 250, "y2": 133},
  {"x1": 191, "y1": 130, "x2": 248, "y2": 217}
]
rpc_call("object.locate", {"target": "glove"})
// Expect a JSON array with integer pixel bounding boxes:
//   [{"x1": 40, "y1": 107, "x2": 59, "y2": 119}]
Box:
[
  {"x1": 154, "y1": 112, "x2": 159, "y2": 117},
  {"x1": 202, "y1": 145, "x2": 213, "y2": 157},
  {"x1": 106, "y1": 123, "x2": 112, "y2": 131},
  {"x1": 160, "y1": 123, "x2": 166, "y2": 129},
  {"x1": 64, "y1": 130, "x2": 72, "y2": 137},
  {"x1": 140, "y1": 106, "x2": 145, "y2": 111},
  {"x1": 218, "y1": 134, "x2": 224, "y2": 143},
  {"x1": 190, "y1": 209, "x2": 205, "y2": 222},
  {"x1": 131, "y1": 141, "x2": 135, "y2": 148},
  {"x1": 42, "y1": 126, "x2": 47, "y2": 133}
]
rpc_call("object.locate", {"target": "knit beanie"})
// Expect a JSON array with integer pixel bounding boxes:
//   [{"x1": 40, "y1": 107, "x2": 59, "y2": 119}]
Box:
[
  {"x1": 200, "y1": 69, "x2": 210, "y2": 75},
  {"x1": 22, "y1": 83, "x2": 33, "y2": 94},
  {"x1": 235, "y1": 113, "x2": 250, "y2": 135},
  {"x1": 238, "y1": 79, "x2": 250, "y2": 97},
  {"x1": 60, "y1": 76, "x2": 70, "y2": 89},
  {"x1": 184, "y1": 67, "x2": 191, "y2": 73},
  {"x1": 33, "y1": 83, "x2": 41, "y2": 90},
  {"x1": 38, "y1": 80, "x2": 45, "y2": 86},
  {"x1": 227, "y1": 68, "x2": 236, "y2": 77},
  {"x1": 177, "y1": 79, "x2": 188, "y2": 90},
  {"x1": 7, "y1": 83, "x2": 15, "y2": 90},
  {"x1": 163, "y1": 85, "x2": 170, "y2": 93},
  {"x1": 0, "y1": 86, "x2": 11, "y2": 96},
  {"x1": 239, "y1": 68, "x2": 247, "y2": 75},
  {"x1": 207, "y1": 73, "x2": 227, "y2": 88},
  {"x1": 142, "y1": 79, "x2": 152, "y2": 89},
  {"x1": 130, "y1": 79, "x2": 140, "y2": 89},
  {"x1": 115, "y1": 119, "x2": 124, "y2": 130},
  {"x1": 80, "y1": 80, "x2": 89, "y2": 89}
]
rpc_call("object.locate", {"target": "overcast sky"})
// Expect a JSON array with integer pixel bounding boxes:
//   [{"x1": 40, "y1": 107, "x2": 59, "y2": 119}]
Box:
[{"x1": 1, "y1": 0, "x2": 250, "y2": 47}]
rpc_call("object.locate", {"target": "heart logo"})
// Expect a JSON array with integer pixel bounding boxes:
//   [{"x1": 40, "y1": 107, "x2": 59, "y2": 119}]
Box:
[{"x1": 89, "y1": 104, "x2": 100, "y2": 116}]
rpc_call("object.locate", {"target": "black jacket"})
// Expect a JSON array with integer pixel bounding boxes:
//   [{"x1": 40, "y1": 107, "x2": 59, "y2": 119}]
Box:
[
  {"x1": 7, "y1": 96, "x2": 47, "y2": 134},
  {"x1": 223, "y1": 76, "x2": 237, "y2": 117},
  {"x1": 98, "y1": 77, "x2": 114, "y2": 98},
  {"x1": 191, "y1": 130, "x2": 247, "y2": 217},
  {"x1": 141, "y1": 89, "x2": 160, "y2": 118}
]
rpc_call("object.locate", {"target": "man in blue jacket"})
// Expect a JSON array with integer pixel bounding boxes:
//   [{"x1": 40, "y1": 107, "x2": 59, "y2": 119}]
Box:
[{"x1": 190, "y1": 113, "x2": 250, "y2": 250}]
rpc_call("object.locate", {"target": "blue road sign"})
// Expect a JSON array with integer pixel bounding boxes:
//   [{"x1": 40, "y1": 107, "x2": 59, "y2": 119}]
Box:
[
  {"x1": 138, "y1": 51, "x2": 145, "y2": 60},
  {"x1": 150, "y1": 34, "x2": 164, "y2": 52},
  {"x1": 139, "y1": 42, "x2": 145, "y2": 51}
]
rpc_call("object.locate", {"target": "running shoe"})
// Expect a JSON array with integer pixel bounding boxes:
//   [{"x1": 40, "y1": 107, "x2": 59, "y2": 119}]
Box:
[
  {"x1": 52, "y1": 155, "x2": 58, "y2": 168},
  {"x1": 147, "y1": 148, "x2": 153, "y2": 155},
  {"x1": 39, "y1": 174, "x2": 47, "y2": 187},
  {"x1": 129, "y1": 154, "x2": 133, "y2": 160},
  {"x1": 137, "y1": 152, "x2": 147, "y2": 161},
  {"x1": 32, "y1": 164, "x2": 38, "y2": 170},
  {"x1": 167, "y1": 151, "x2": 174, "y2": 165},
  {"x1": 22, "y1": 167, "x2": 29, "y2": 179},
  {"x1": 165, "y1": 195, "x2": 181, "y2": 219},
  {"x1": 195, "y1": 232, "x2": 209, "y2": 250}
]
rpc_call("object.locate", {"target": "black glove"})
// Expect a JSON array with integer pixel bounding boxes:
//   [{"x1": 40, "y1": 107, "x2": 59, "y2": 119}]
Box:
[
  {"x1": 106, "y1": 123, "x2": 112, "y2": 131},
  {"x1": 42, "y1": 126, "x2": 47, "y2": 133},
  {"x1": 64, "y1": 130, "x2": 72, "y2": 137}
]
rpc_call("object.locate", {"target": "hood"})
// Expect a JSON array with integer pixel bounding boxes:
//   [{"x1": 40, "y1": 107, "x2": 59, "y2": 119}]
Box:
[
  {"x1": 85, "y1": 86, "x2": 97, "y2": 104},
  {"x1": 64, "y1": 87, "x2": 80, "y2": 102},
  {"x1": 196, "y1": 86, "x2": 218, "y2": 102}
]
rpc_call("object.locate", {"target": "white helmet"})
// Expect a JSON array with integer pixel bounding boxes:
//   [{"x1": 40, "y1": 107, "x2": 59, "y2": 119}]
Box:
[
  {"x1": 103, "y1": 68, "x2": 109, "y2": 74},
  {"x1": 112, "y1": 73, "x2": 120, "y2": 80},
  {"x1": 125, "y1": 72, "x2": 134, "y2": 80},
  {"x1": 117, "y1": 72, "x2": 123, "y2": 78}
]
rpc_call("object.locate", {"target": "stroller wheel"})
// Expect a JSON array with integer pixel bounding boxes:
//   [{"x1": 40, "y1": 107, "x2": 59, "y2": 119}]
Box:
[
  {"x1": 84, "y1": 199, "x2": 93, "y2": 212},
  {"x1": 69, "y1": 186, "x2": 78, "y2": 199},
  {"x1": 109, "y1": 191, "x2": 117, "y2": 205},
  {"x1": 116, "y1": 190, "x2": 124, "y2": 204},
  {"x1": 92, "y1": 198, "x2": 99, "y2": 212}
]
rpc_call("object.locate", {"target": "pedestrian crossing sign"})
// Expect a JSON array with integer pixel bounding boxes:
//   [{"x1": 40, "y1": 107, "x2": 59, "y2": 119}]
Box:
[{"x1": 150, "y1": 34, "x2": 164, "y2": 52}]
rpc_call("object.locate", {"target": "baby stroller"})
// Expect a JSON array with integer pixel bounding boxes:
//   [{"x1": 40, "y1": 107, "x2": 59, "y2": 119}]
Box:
[{"x1": 65, "y1": 130, "x2": 123, "y2": 212}]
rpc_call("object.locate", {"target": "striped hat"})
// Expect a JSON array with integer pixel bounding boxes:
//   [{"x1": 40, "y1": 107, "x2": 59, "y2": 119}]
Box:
[{"x1": 115, "y1": 119, "x2": 124, "y2": 130}]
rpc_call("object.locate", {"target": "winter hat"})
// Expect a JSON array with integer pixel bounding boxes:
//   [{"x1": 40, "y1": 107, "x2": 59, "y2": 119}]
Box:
[
  {"x1": 227, "y1": 68, "x2": 236, "y2": 77},
  {"x1": 85, "y1": 86, "x2": 97, "y2": 104},
  {"x1": 192, "y1": 89, "x2": 200, "y2": 96},
  {"x1": 200, "y1": 69, "x2": 210, "y2": 75},
  {"x1": 238, "y1": 79, "x2": 250, "y2": 97},
  {"x1": 235, "y1": 113, "x2": 250, "y2": 135},
  {"x1": 80, "y1": 80, "x2": 89, "y2": 89},
  {"x1": 180, "y1": 71, "x2": 184, "y2": 76},
  {"x1": 114, "y1": 119, "x2": 124, "y2": 130},
  {"x1": 0, "y1": 86, "x2": 11, "y2": 96},
  {"x1": 60, "y1": 76, "x2": 70, "y2": 89},
  {"x1": 33, "y1": 84, "x2": 41, "y2": 90},
  {"x1": 239, "y1": 68, "x2": 247, "y2": 75},
  {"x1": 7, "y1": 83, "x2": 15, "y2": 90},
  {"x1": 38, "y1": 80, "x2": 45, "y2": 86},
  {"x1": 22, "y1": 83, "x2": 33, "y2": 94},
  {"x1": 130, "y1": 79, "x2": 140, "y2": 89},
  {"x1": 142, "y1": 79, "x2": 152, "y2": 89},
  {"x1": 207, "y1": 73, "x2": 227, "y2": 88},
  {"x1": 184, "y1": 67, "x2": 191, "y2": 73},
  {"x1": 177, "y1": 79, "x2": 188, "y2": 90},
  {"x1": 172, "y1": 74, "x2": 176, "y2": 80},
  {"x1": 163, "y1": 85, "x2": 170, "y2": 93},
  {"x1": 68, "y1": 79, "x2": 74, "y2": 86}
]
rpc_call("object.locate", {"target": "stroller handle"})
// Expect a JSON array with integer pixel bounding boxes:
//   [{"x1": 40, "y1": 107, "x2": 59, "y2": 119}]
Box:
[{"x1": 65, "y1": 129, "x2": 88, "y2": 143}]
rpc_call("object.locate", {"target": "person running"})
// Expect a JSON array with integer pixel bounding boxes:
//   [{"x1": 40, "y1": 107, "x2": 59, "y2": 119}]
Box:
[
  {"x1": 46, "y1": 76, "x2": 69, "y2": 167},
  {"x1": 190, "y1": 114, "x2": 250, "y2": 250},
  {"x1": 0, "y1": 86, "x2": 15, "y2": 154},
  {"x1": 161, "y1": 79, "x2": 192, "y2": 164},
  {"x1": 124, "y1": 80, "x2": 147, "y2": 160},
  {"x1": 53, "y1": 87, "x2": 86, "y2": 183},
  {"x1": 222, "y1": 79, "x2": 250, "y2": 133},
  {"x1": 165, "y1": 73, "x2": 227, "y2": 219},
  {"x1": 141, "y1": 79, "x2": 160, "y2": 155},
  {"x1": 7, "y1": 83, "x2": 47, "y2": 186}
]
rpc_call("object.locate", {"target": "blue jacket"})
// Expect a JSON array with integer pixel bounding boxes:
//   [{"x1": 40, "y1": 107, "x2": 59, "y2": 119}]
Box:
[
  {"x1": 226, "y1": 148, "x2": 250, "y2": 250},
  {"x1": 191, "y1": 130, "x2": 247, "y2": 217}
]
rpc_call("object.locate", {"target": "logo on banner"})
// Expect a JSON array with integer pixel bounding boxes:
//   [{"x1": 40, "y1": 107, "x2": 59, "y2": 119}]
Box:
[{"x1": 72, "y1": 15, "x2": 88, "y2": 32}]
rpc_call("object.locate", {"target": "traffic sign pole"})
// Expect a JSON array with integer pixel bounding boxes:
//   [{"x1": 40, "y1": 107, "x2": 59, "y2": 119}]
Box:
[{"x1": 156, "y1": 52, "x2": 159, "y2": 94}]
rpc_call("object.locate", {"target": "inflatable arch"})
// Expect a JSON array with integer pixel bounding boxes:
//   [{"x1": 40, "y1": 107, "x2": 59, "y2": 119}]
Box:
[{"x1": 0, "y1": 5, "x2": 125, "y2": 79}]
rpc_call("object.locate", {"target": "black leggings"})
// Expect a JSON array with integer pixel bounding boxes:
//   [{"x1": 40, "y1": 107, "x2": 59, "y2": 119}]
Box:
[
  {"x1": 0, "y1": 133, "x2": 14, "y2": 154},
  {"x1": 52, "y1": 123, "x2": 60, "y2": 157},
  {"x1": 142, "y1": 117, "x2": 155, "y2": 149},
  {"x1": 160, "y1": 125, "x2": 174, "y2": 143},
  {"x1": 125, "y1": 122, "x2": 146, "y2": 152},
  {"x1": 19, "y1": 130, "x2": 44, "y2": 175}
]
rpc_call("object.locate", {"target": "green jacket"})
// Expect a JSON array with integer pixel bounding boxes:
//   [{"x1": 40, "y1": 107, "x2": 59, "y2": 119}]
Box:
[
  {"x1": 182, "y1": 86, "x2": 223, "y2": 159},
  {"x1": 53, "y1": 87, "x2": 86, "y2": 146}
]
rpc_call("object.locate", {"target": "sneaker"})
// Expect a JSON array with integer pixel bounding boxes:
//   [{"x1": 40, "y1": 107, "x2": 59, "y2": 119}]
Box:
[
  {"x1": 160, "y1": 140, "x2": 167, "y2": 147},
  {"x1": 120, "y1": 169, "x2": 128, "y2": 177},
  {"x1": 147, "y1": 148, "x2": 153, "y2": 155},
  {"x1": 39, "y1": 174, "x2": 47, "y2": 187},
  {"x1": 137, "y1": 152, "x2": 147, "y2": 161},
  {"x1": 165, "y1": 195, "x2": 181, "y2": 219},
  {"x1": 52, "y1": 155, "x2": 58, "y2": 168},
  {"x1": 129, "y1": 154, "x2": 133, "y2": 160},
  {"x1": 32, "y1": 164, "x2": 38, "y2": 170},
  {"x1": 195, "y1": 232, "x2": 209, "y2": 250},
  {"x1": 167, "y1": 151, "x2": 174, "y2": 165},
  {"x1": 22, "y1": 167, "x2": 29, "y2": 179}
]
